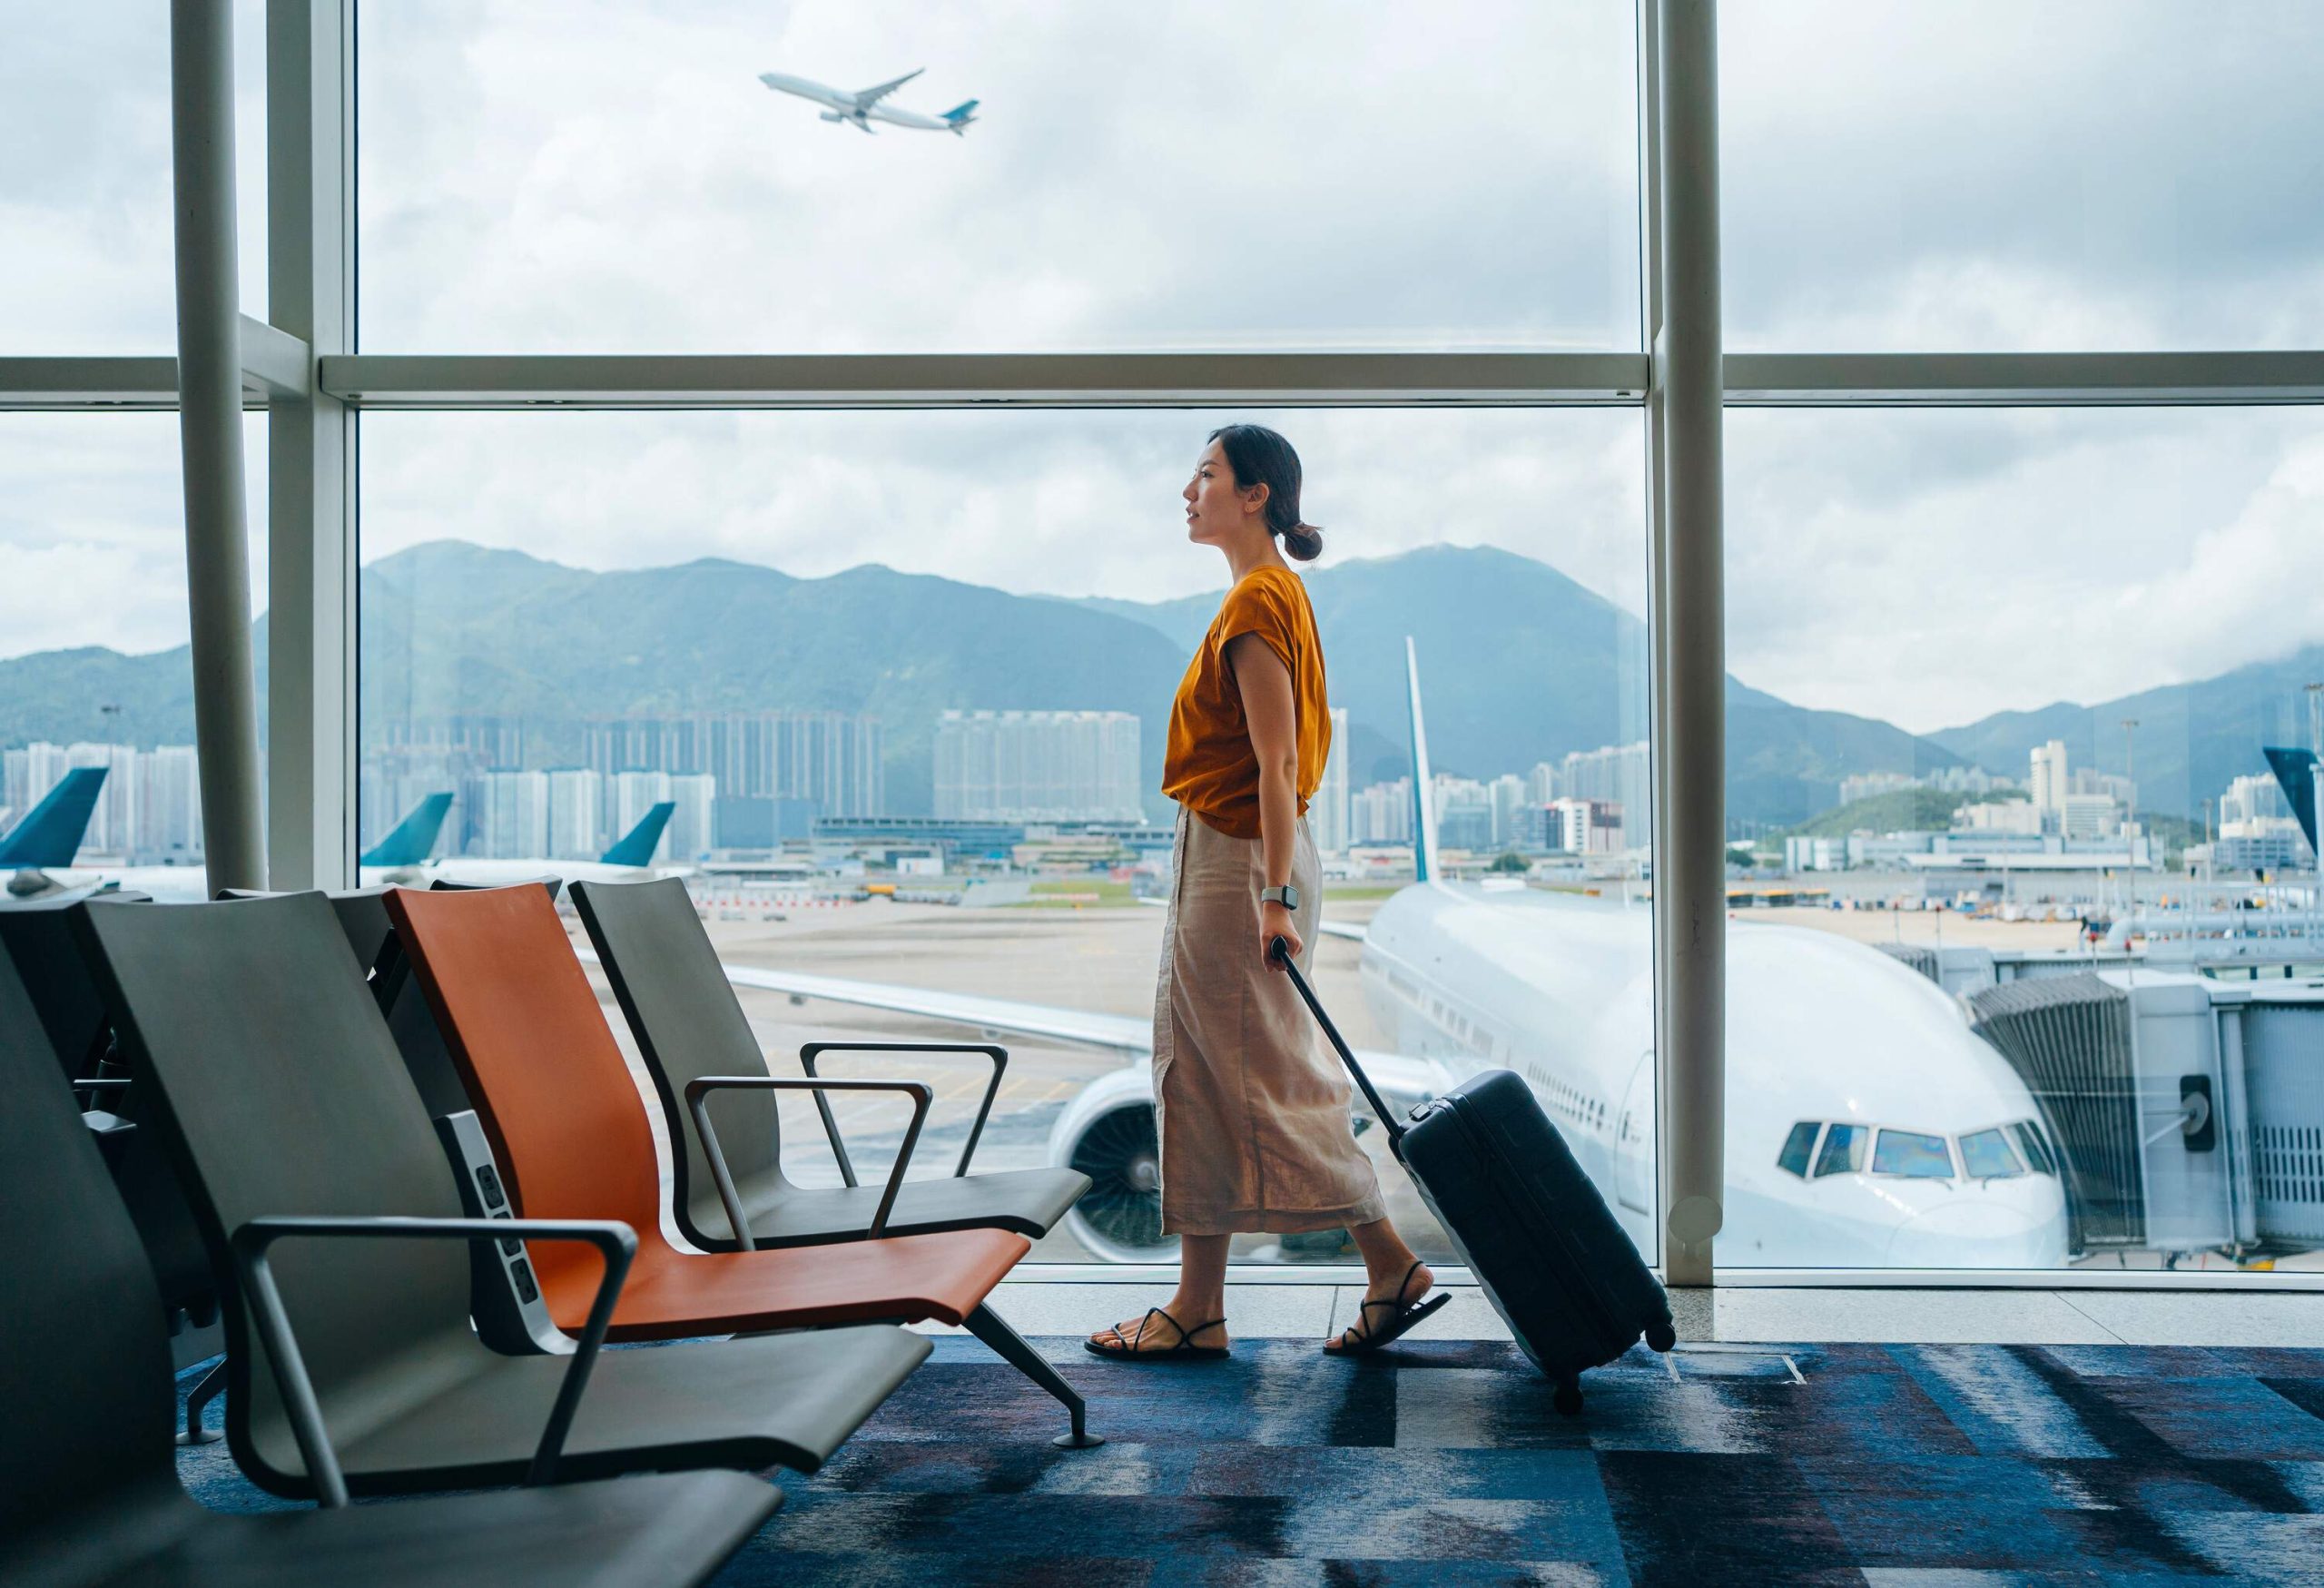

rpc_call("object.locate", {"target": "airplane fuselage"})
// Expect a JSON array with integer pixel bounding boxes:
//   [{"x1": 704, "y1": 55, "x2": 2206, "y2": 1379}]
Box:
[
  {"x1": 1357, "y1": 881, "x2": 2070, "y2": 1269},
  {"x1": 758, "y1": 73, "x2": 964, "y2": 133}
]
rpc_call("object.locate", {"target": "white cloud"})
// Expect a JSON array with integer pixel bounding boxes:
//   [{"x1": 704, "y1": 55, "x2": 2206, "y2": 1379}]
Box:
[
  {"x1": 359, "y1": 407, "x2": 1647, "y2": 610},
  {"x1": 5, "y1": 0, "x2": 2324, "y2": 744}
]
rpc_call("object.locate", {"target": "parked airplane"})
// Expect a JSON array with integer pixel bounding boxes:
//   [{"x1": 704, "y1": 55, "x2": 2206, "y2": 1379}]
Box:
[
  {"x1": 757, "y1": 67, "x2": 979, "y2": 135},
  {"x1": 367, "y1": 800, "x2": 683, "y2": 890},
  {"x1": 696, "y1": 640, "x2": 2071, "y2": 1270},
  {"x1": 5, "y1": 787, "x2": 679, "y2": 901},
  {"x1": 1, "y1": 768, "x2": 113, "y2": 897}
]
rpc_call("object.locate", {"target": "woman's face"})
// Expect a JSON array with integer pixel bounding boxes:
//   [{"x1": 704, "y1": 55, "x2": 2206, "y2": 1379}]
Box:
[{"x1": 1183, "y1": 439, "x2": 1265, "y2": 547}]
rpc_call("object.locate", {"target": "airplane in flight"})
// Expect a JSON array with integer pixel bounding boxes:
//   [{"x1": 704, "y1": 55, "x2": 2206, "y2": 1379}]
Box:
[
  {"x1": 1, "y1": 784, "x2": 680, "y2": 902},
  {"x1": 688, "y1": 640, "x2": 2072, "y2": 1271},
  {"x1": 757, "y1": 67, "x2": 979, "y2": 135}
]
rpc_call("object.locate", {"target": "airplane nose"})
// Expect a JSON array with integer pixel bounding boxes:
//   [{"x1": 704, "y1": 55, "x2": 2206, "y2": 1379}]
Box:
[{"x1": 1886, "y1": 1198, "x2": 2065, "y2": 1268}]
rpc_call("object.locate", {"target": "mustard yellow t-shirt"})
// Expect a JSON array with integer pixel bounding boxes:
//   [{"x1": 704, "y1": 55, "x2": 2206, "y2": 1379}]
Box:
[{"x1": 1161, "y1": 565, "x2": 1333, "y2": 840}]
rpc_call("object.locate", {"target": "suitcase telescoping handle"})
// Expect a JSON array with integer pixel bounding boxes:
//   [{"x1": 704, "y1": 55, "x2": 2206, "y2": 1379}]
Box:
[{"x1": 1269, "y1": 936, "x2": 1406, "y2": 1149}]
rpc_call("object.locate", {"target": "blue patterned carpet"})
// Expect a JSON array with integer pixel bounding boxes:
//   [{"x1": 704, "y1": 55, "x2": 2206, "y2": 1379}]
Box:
[{"x1": 178, "y1": 1335, "x2": 2324, "y2": 1585}]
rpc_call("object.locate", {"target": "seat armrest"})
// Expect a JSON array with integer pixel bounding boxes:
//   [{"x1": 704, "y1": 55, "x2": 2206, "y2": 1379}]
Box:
[
  {"x1": 229, "y1": 1214, "x2": 635, "y2": 1504},
  {"x1": 800, "y1": 1041, "x2": 1008, "y2": 1177},
  {"x1": 684, "y1": 1075, "x2": 933, "y2": 1246}
]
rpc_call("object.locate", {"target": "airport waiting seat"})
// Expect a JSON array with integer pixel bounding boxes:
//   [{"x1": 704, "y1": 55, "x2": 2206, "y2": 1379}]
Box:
[
  {"x1": 569, "y1": 875, "x2": 1091, "y2": 1250},
  {"x1": 0, "y1": 932, "x2": 783, "y2": 1588},
  {"x1": 384, "y1": 882, "x2": 1100, "y2": 1447},
  {"x1": 70, "y1": 893, "x2": 931, "y2": 1500},
  {"x1": 0, "y1": 892, "x2": 219, "y2": 1341}
]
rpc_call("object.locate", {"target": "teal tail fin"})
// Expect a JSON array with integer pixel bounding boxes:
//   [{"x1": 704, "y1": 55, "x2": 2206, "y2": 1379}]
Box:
[
  {"x1": 1406, "y1": 636, "x2": 1438, "y2": 883},
  {"x1": 359, "y1": 792, "x2": 454, "y2": 868},
  {"x1": 2262, "y1": 746, "x2": 2319, "y2": 857},
  {"x1": 0, "y1": 767, "x2": 107, "y2": 869},
  {"x1": 601, "y1": 801, "x2": 675, "y2": 867}
]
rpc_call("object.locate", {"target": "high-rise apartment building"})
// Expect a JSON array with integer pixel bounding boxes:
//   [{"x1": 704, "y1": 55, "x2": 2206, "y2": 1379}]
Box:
[
  {"x1": 546, "y1": 768, "x2": 604, "y2": 857},
  {"x1": 2029, "y1": 740, "x2": 2069, "y2": 813},
  {"x1": 66, "y1": 743, "x2": 138, "y2": 854},
  {"x1": 667, "y1": 774, "x2": 716, "y2": 861},
  {"x1": 586, "y1": 711, "x2": 882, "y2": 819},
  {"x1": 136, "y1": 745, "x2": 202, "y2": 858},
  {"x1": 1313, "y1": 706, "x2": 1351, "y2": 853},
  {"x1": 934, "y1": 710, "x2": 1141, "y2": 822},
  {"x1": 467, "y1": 770, "x2": 549, "y2": 859},
  {"x1": 1559, "y1": 741, "x2": 1651, "y2": 850},
  {"x1": 1351, "y1": 778, "x2": 1412, "y2": 846}
]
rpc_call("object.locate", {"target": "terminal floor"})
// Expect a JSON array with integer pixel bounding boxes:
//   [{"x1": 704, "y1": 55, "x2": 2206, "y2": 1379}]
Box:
[{"x1": 174, "y1": 1289, "x2": 2324, "y2": 1586}]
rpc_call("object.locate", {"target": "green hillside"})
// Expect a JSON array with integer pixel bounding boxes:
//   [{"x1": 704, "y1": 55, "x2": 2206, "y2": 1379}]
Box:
[
  {"x1": 1779, "y1": 787, "x2": 2010, "y2": 839},
  {"x1": 25, "y1": 539, "x2": 2270, "y2": 832}
]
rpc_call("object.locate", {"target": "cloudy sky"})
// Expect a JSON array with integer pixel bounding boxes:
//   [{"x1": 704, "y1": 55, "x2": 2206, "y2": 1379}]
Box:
[{"x1": 4, "y1": 0, "x2": 2321, "y2": 742}]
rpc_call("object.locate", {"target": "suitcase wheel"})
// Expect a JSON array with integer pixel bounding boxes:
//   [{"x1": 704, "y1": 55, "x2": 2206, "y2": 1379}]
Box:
[
  {"x1": 1553, "y1": 1379, "x2": 1583, "y2": 1417},
  {"x1": 1645, "y1": 1319, "x2": 1678, "y2": 1354}
]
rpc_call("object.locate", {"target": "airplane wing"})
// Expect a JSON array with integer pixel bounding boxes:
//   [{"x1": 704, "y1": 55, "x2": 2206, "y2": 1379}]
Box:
[
  {"x1": 852, "y1": 67, "x2": 924, "y2": 109},
  {"x1": 608, "y1": 953, "x2": 1455, "y2": 1111},
  {"x1": 1318, "y1": 920, "x2": 1366, "y2": 942}
]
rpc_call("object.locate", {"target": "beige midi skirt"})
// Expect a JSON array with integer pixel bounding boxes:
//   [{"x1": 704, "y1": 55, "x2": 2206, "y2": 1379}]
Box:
[{"x1": 1151, "y1": 802, "x2": 1388, "y2": 1237}]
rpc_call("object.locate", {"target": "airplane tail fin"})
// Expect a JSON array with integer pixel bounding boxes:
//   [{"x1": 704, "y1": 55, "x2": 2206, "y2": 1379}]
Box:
[
  {"x1": 360, "y1": 792, "x2": 454, "y2": 868},
  {"x1": 1405, "y1": 636, "x2": 1440, "y2": 884},
  {"x1": 2262, "y1": 745, "x2": 2320, "y2": 857},
  {"x1": 601, "y1": 801, "x2": 675, "y2": 867},
  {"x1": 941, "y1": 98, "x2": 979, "y2": 132},
  {"x1": 0, "y1": 767, "x2": 107, "y2": 869}
]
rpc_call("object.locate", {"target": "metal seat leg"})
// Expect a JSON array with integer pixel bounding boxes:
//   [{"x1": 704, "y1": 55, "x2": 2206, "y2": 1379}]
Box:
[
  {"x1": 963, "y1": 1302, "x2": 1102, "y2": 1449},
  {"x1": 177, "y1": 1359, "x2": 224, "y2": 1445}
]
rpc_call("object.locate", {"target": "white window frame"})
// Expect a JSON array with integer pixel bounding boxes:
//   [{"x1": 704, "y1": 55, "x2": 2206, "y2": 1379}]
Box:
[{"x1": 5, "y1": 0, "x2": 2319, "y2": 1291}]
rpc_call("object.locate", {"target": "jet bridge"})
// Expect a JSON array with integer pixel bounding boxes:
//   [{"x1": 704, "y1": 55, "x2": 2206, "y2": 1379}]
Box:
[{"x1": 1955, "y1": 966, "x2": 2324, "y2": 1259}]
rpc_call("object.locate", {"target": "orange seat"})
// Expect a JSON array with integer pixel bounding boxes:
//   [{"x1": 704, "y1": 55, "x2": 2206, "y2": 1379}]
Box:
[{"x1": 381, "y1": 884, "x2": 1029, "y2": 1336}]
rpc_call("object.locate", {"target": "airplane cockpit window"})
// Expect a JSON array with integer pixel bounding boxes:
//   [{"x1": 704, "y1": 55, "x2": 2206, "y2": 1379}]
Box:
[
  {"x1": 1777, "y1": 1120, "x2": 1821, "y2": 1178},
  {"x1": 2010, "y1": 1119, "x2": 2059, "y2": 1177},
  {"x1": 1872, "y1": 1129, "x2": 1955, "y2": 1179},
  {"x1": 1958, "y1": 1128, "x2": 2025, "y2": 1179},
  {"x1": 1813, "y1": 1122, "x2": 1870, "y2": 1178}
]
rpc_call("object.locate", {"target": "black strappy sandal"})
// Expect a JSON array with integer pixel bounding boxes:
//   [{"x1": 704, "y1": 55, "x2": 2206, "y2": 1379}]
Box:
[
  {"x1": 1325, "y1": 1262, "x2": 1449, "y2": 1356},
  {"x1": 1084, "y1": 1307, "x2": 1231, "y2": 1363}
]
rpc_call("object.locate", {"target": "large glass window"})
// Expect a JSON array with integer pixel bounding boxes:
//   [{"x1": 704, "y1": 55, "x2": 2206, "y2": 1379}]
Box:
[
  {"x1": 358, "y1": 406, "x2": 1649, "y2": 1265},
  {"x1": 0, "y1": 1, "x2": 267, "y2": 352},
  {"x1": 355, "y1": 0, "x2": 1640, "y2": 352},
  {"x1": 1723, "y1": 1, "x2": 2324, "y2": 350},
  {"x1": 0, "y1": 412, "x2": 269, "y2": 895},
  {"x1": 1725, "y1": 408, "x2": 2323, "y2": 1272}
]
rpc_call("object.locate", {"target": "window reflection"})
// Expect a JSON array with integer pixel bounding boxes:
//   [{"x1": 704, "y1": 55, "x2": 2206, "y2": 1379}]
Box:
[
  {"x1": 1959, "y1": 1128, "x2": 2026, "y2": 1179},
  {"x1": 1776, "y1": 1120, "x2": 1820, "y2": 1178},
  {"x1": 1872, "y1": 1129, "x2": 1954, "y2": 1180},
  {"x1": 1814, "y1": 1123, "x2": 1870, "y2": 1178}
]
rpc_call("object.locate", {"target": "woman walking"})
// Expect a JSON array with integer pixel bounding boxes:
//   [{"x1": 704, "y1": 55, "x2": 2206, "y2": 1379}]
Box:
[{"x1": 1087, "y1": 424, "x2": 1444, "y2": 1362}]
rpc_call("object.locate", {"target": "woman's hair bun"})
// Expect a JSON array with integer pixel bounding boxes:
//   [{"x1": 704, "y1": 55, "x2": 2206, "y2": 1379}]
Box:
[
  {"x1": 1281, "y1": 522, "x2": 1324, "y2": 562},
  {"x1": 1209, "y1": 424, "x2": 1324, "y2": 562}
]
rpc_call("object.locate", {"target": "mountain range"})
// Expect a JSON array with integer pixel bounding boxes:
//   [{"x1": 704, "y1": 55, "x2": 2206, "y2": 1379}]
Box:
[{"x1": 1, "y1": 539, "x2": 2312, "y2": 829}]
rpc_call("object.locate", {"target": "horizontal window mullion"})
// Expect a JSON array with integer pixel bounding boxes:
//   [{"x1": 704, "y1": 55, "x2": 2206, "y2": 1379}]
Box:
[
  {"x1": 1727, "y1": 350, "x2": 2324, "y2": 406},
  {"x1": 317, "y1": 351, "x2": 1652, "y2": 409}
]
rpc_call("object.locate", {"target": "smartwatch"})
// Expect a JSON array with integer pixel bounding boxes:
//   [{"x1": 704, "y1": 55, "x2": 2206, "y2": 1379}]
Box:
[{"x1": 1260, "y1": 884, "x2": 1301, "y2": 912}]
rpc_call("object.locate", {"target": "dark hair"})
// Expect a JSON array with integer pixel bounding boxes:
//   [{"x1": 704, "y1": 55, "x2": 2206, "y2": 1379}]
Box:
[{"x1": 1207, "y1": 424, "x2": 1324, "y2": 561}]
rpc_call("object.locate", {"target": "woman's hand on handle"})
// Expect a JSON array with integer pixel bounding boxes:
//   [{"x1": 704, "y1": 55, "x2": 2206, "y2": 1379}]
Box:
[{"x1": 1264, "y1": 902, "x2": 1302, "y2": 972}]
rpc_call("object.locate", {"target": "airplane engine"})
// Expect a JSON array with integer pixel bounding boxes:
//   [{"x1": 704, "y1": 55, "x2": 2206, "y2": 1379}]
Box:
[
  {"x1": 1047, "y1": 1068, "x2": 1175, "y2": 1263},
  {"x1": 819, "y1": 111, "x2": 844, "y2": 123}
]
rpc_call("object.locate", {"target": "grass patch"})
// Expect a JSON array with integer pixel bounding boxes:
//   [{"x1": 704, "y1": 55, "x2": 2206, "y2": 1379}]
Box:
[{"x1": 1017, "y1": 879, "x2": 1136, "y2": 908}]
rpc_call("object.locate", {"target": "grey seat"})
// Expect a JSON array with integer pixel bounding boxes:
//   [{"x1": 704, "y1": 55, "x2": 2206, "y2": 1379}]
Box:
[
  {"x1": 569, "y1": 875, "x2": 1091, "y2": 1250},
  {"x1": 0, "y1": 892, "x2": 216, "y2": 1327},
  {"x1": 0, "y1": 938, "x2": 782, "y2": 1588},
  {"x1": 70, "y1": 892, "x2": 930, "y2": 1500}
]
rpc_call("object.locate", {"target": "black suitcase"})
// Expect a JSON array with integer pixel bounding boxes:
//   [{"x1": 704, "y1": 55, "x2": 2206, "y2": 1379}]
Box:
[{"x1": 1273, "y1": 939, "x2": 1675, "y2": 1413}]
